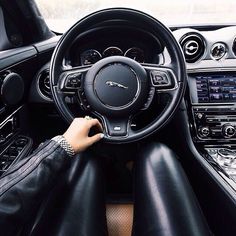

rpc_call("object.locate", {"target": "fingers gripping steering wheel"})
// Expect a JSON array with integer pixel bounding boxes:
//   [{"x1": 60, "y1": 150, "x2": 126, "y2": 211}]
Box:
[{"x1": 50, "y1": 8, "x2": 187, "y2": 144}]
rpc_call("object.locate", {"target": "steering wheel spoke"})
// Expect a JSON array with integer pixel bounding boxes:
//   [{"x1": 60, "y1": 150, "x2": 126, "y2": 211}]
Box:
[
  {"x1": 58, "y1": 66, "x2": 91, "y2": 93},
  {"x1": 102, "y1": 116, "x2": 131, "y2": 138},
  {"x1": 144, "y1": 65, "x2": 178, "y2": 90}
]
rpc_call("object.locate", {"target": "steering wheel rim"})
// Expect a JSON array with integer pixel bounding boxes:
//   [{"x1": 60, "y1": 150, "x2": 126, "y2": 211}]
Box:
[{"x1": 50, "y1": 8, "x2": 187, "y2": 144}]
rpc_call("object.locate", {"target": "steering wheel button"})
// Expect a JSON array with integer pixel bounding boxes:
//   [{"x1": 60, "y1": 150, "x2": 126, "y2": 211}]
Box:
[
  {"x1": 106, "y1": 120, "x2": 128, "y2": 137},
  {"x1": 66, "y1": 74, "x2": 81, "y2": 88},
  {"x1": 114, "y1": 126, "x2": 121, "y2": 131},
  {"x1": 150, "y1": 71, "x2": 171, "y2": 87}
]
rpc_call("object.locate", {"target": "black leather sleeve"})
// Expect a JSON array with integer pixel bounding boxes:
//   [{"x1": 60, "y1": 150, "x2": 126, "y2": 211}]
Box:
[{"x1": 0, "y1": 140, "x2": 71, "y2": 236}]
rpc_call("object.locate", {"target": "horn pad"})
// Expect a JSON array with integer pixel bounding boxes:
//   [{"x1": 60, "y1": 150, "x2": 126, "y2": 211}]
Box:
[
  {"x1": 84, "y1": 56, "x2": 149, "y2": 117},
  {"x1": 94, "y1": 63, "x2": 138, "y2": 107}
]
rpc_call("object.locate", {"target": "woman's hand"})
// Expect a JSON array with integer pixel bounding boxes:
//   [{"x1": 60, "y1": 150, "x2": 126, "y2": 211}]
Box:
[{"x1": 63, "y1": 117, "x2": 104, "y2": 154}]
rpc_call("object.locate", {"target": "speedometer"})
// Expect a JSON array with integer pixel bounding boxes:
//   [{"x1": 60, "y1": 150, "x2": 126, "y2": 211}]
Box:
[
  {"x1": 124, "y1": 47, "x2": 145, "y2": 63},
  {"x1": 103, "y1": 47, "x2": 123, "y2": 57},
  {"x1": 80, "y1": 49, "x2": 102, "y2": 65}
]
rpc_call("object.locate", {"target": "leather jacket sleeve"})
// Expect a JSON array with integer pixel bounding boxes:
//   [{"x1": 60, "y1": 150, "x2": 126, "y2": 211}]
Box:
[{"x1": 0, "y1": 140, "x2": 71, "y2": 236}]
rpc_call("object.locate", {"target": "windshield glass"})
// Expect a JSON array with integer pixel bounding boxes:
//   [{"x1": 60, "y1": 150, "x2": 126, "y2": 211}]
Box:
[{"x1": 36, "y1": 0, "x2": 236, "y2": 33}]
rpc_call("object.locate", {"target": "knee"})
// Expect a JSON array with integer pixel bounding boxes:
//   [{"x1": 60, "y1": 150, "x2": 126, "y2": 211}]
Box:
[
  {"x1": 139, "y1": 142, "x2": 178, "y2": 162},
  {"x1": 137, "y1": 142, "x2": 180, "y2": 173}
]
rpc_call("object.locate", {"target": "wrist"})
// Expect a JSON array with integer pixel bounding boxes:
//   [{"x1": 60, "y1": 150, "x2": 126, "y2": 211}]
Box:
[{"x1": 52, "y1": 135, "x2": 76, "y2": 157}]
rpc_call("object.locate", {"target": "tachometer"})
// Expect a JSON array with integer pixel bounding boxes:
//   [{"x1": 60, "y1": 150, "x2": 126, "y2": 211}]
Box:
[
  {"x1": 124, "y1": 47, "x2": 145, "y2": 63},
  {"x1": 103, "y1": 47, "x2": 123, "y2": 57},
  {"x1": 80, "y1": 49, "x2": 102, "y2": 65}
]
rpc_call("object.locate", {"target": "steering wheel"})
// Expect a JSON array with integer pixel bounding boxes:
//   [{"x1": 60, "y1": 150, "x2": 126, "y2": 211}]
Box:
[{"x1": 50, "y1": 8, "x2": 186, "y2": 144}]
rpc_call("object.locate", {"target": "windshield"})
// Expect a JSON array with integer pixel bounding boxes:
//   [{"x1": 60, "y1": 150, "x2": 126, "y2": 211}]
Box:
[{"x1": 36, "y1": 0, "x2": 236, "y2": 33}]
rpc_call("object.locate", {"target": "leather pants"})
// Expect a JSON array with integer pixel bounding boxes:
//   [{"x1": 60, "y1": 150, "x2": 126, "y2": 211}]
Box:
[
  {"x1": 0, "y1": 143, "x2": 210, "y2": 236},
  {"x1": 24, "y1": 150, "x2": 108, "y2": 236},
  {"x1": 26, "y1": 142, "x2": 210, "y2": 236},
  {"x1": 132, "y1": 143, "x2": 210, "y2": 236}
]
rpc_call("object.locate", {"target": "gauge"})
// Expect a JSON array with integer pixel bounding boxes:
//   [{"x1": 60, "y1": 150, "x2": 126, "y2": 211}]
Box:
[
  {"x1": 124, "y1": 47, "x2": 145, "y2": 63},
  {"x1": 80, "y1": 49, "x2": 102, "y2": 65},
  {"x1": 103, "y1": 47, "x2": 123, "y2": 57},
  {"x1": 211, "y1": 43, "x2": 227, "y2": 60}
]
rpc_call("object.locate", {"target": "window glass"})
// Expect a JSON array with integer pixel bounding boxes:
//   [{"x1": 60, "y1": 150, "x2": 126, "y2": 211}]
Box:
[{"x1": 36, "y1": 0, "x2": 236, "y2": 32}]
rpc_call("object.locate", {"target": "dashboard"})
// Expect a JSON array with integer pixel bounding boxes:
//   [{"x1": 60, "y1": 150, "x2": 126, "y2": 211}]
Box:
[
  {"x1": 47, "y1": 24, "x2": 236, "y2": 190},
  {"x1": 32, "y1": 25, "x2": 236, "y2": 107},
  {"x1": 66, "y1": 26, "x2": 163, "y2": 67}
]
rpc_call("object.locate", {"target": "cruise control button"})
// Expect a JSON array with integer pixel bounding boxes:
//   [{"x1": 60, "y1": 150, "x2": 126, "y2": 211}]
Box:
[
  {"x1": 150, "y1": 71, "x2": 171, "y2": 87},
  {"x1": 66, "y1": 73, "x2": 82, "y2": 88}
]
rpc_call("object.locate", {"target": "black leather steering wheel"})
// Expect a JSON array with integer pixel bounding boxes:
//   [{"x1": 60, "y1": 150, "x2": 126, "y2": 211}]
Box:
[{"x1": 50, "y1": 8, "x2": 187, "y2": 143}]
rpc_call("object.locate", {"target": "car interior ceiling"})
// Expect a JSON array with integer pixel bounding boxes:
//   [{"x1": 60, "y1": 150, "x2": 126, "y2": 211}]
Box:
[{"x1": 1, "y1": 0, "x2": 236, "y2": 235}]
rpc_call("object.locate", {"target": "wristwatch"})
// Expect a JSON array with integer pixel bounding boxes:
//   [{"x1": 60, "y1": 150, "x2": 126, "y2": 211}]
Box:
[{"x1": 52, "y1": 135, "x2": 75, "y2": 157}]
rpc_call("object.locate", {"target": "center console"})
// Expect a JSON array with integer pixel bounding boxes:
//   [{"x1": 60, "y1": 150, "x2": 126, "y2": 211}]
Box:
[
  {"x1": 0, "y1": 107, "x2": 32, "y2": 176},
  {"x1": 188, "y1": 71, "x2": 236, "y2": 190}
]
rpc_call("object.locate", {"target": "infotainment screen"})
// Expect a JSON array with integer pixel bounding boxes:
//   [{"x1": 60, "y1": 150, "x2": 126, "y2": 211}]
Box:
[{"x1": 190, "y1": 74, "x2": 236, "y2": 104}]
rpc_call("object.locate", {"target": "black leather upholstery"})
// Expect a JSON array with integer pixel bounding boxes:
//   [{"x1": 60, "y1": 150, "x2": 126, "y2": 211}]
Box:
[{"x1": 132, "y1": 143, "x2": 210, "y2": 236}]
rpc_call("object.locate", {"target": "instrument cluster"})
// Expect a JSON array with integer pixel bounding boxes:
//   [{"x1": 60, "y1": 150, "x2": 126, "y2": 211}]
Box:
[
  {"x1": 66, "y1": 26, "x2": 163, "y2": 67},
  {"x1": 80, "y1": 46, "x2": 145, "y2": 65}
]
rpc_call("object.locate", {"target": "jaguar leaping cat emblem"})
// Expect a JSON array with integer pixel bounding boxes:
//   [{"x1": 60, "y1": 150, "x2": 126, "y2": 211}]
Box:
[{"x1": 105, "y1": 81, "x2": 128, "y2": 89}]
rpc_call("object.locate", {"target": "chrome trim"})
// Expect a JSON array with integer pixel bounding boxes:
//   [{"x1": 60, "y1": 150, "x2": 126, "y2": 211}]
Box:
[
  {"x1": 36, "y1": 69, "x2": 52, "y2": 102},
  {"x1": 102, "y1": 46, "x2": 123, "y2": 57},
  {"x1": 204, "y1": 146, "x2": 236, "y2": 190},
  {"x1": 210, "y1": 42, "x2": 228, "y2": 61},
  {"x1": 184, "y1": 40, "x2": 199, "y2": 56},
  {"x1": 179, "y1": 33, "x2": 206, "y2": 64},
  {"x1": 124, "y1": 47, "x2": 145, "y2": 63},
  {"x1": 94, "y1": 64, "x2": 141, "y2": 110},
  {"x1": 0, "y1": 106, "x2": 22, "y2": 128},
  {"x1": 187, "y1": 67, "x2": 236, "y2": 74},
  {"x1": 105, "y1": 81, "x2": 128, "y2": 89}
]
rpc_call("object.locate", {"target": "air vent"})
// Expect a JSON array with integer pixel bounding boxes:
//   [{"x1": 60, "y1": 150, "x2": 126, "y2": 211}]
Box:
[
  {"x1": 232, "y1": 38, "x2": 236, "y2": 56},
  {"x1": 180, "y1": 33, "x2": 205, "y2": 63},
  {"x1": 38, "y1": 69, "x2": 51, "y2": 100},
  {"x1": 211, "y1": 43, "x2": 227, "y2": 60}
]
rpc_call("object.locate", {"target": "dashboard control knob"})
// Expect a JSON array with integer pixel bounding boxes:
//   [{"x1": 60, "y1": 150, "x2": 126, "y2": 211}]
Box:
[
  {"x1": 222, "y1": 124, "x2": 236, "y2": 138},
  {"x1": 218, "y1": 148, "x2": 236, "y2": 167},
  {"x1": 199, "y1": 126, "x2": 210, "y2": 137},
  {"x1": 196, "y1": 113, "x2": 204, "y2": 120}
]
